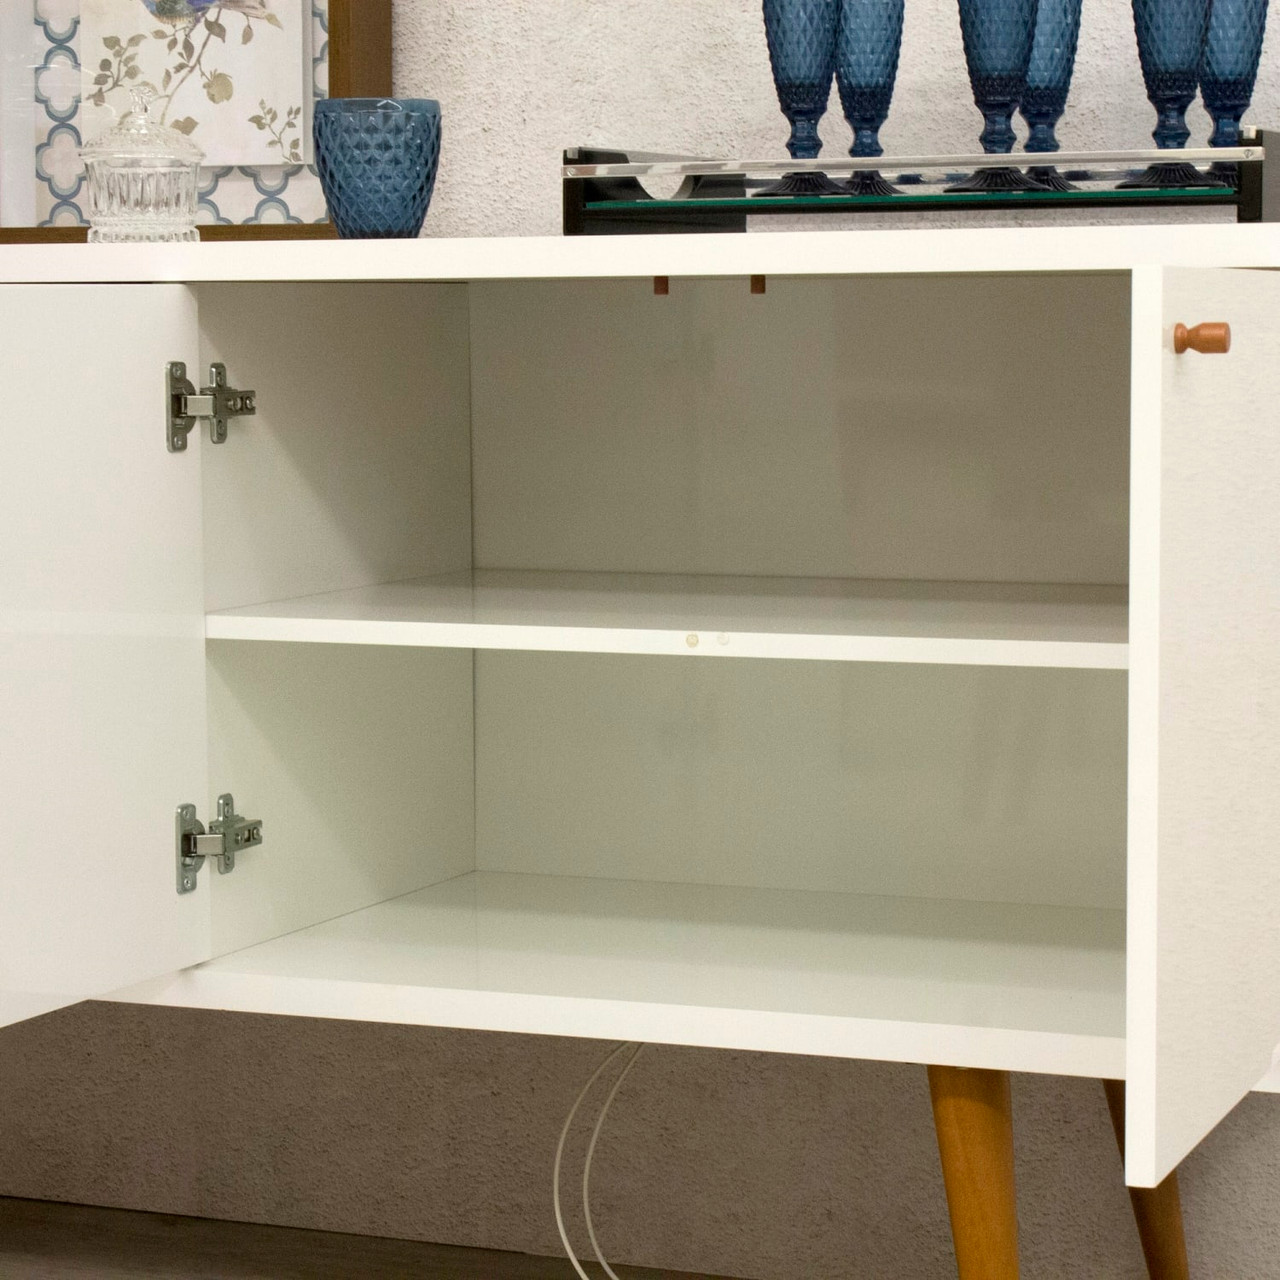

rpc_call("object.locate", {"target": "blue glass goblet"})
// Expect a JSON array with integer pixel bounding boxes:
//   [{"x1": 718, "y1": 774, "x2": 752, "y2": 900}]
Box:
[
  {"x1": 1121, "y1": 0, "x2": 1220, "y2": 187},
  {"x1": 760, "y1": 0, "x2": 845, "y2": 196},
  {"x1": 1020, "y1": 0, "x2": 1083, "y2": 190},
  {"x1": 314, "y1": 98, "x2": 442, "y2": 238},
  {"x1": 948, "y1": 0, "x2": 1047, "y2": 193},
  {"x1": 1201, "y1": 0, "x2": 1269, "y2": 185},
  {"x1": 836, "y1": 0, "x2": 905, "y2": 195}
]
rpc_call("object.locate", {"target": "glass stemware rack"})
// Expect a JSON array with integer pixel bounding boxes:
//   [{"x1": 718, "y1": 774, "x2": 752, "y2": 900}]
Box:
[{"x1": 563, "y1": 131, "x2": 1277, "y2": 234}]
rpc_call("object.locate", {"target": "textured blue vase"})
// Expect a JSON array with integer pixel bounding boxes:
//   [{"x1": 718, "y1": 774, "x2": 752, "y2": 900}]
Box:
[
  {"x1": 949, "y1": 0, "x2": 1047, "y2": 192},
  {"x1": 314, "y1": 98, "x2": 441, "y2": 238},
  {"x1": 760, "y1": 0, "x2": 844, "y2": 195},
  {"x1": 836, "y1": 0, "x2": 905, "y2": 194},
  {"x1": 1122, "y1": 0, "x2": 1218, "y2": 186},
  {"x1": 1201, "y1": 0, "x2": 1269, "y2": 147},
  {"x1": 1020, "y1": 0, "x2": 1083, "y2": 189}
]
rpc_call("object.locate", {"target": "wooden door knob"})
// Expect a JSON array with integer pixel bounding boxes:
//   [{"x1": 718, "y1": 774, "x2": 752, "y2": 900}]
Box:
[{"x1": 1174, "y1": 322, "x2": 1231, "y2": 354}]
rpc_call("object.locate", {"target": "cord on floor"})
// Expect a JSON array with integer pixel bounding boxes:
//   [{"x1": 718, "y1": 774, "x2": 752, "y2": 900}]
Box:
[{"x1": 553, "y1": 1040, "x2": 647, "y2": 1279}]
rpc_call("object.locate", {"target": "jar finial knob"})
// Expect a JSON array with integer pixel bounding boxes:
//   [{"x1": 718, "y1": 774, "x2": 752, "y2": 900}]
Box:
[{"x1": 129, "y1": 83, "x2": 158, "y2": 116}]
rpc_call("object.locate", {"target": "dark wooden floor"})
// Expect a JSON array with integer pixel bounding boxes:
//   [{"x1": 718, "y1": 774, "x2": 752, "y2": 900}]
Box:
[{"x1": 0, "y1": 1198, "x2": 736, "y2": 1279}]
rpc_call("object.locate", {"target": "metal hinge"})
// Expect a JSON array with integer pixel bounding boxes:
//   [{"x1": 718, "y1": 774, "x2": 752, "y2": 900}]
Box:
[
  {"x1": 176, "y1": 793, "x2": 264, "y2": 894},
  {"x1": 167, "y1": 361, "x2": 257, "y2": 452}
]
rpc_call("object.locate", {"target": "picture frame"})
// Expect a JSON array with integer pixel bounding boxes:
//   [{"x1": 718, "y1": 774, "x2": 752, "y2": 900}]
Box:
[{"x1": 0, "y1": 0, "x2": 390, "y2": 243}]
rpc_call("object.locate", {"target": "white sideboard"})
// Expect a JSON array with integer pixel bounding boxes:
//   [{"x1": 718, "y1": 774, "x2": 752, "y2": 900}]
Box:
[{"x1": 1, "y1": 225, "x2": 1277, "y2": 1190}]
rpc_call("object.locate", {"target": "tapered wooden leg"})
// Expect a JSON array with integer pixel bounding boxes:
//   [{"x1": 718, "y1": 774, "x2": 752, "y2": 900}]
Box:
[
  {"x1": 1102, "y1": 1080, "x2": 1190, "y2": 1280},
  {"x1": 928, "y1": 1065, "x2": 1020, "y2": 1280}
]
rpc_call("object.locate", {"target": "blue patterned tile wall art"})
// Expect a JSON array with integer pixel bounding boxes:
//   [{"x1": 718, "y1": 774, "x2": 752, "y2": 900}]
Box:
[{"x1": 32, "y1": 0, "x2": 329, "y2": 227}]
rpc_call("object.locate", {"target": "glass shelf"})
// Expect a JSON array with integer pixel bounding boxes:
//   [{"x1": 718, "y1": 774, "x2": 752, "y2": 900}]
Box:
[
  {"x1": 588, "y1": 185, "x2": 1239, "y2": 214},
  {"x1": 562, "y1": 139, "x2": 1272, "y2": 233},
  {"x1": 564, "y1": 144, "x2": 1261, "y2": 180}
]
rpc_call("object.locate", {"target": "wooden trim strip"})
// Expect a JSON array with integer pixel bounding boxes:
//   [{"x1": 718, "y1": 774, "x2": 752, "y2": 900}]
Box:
[
  {"x1": 0, "y1": 225, "x2": 338, "y2": 244},
  {"x1": 327, "y1": 0, "x2": 394, "y2": 99}
]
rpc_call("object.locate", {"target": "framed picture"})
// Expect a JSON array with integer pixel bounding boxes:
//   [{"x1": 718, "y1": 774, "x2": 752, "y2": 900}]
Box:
[{"x1": 0, "y1": 0, "x2": 389, "y2": 242}]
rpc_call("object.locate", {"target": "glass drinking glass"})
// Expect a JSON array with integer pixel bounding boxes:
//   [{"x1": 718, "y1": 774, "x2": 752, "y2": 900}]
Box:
[
  {"x1": 1201, "y1": 0, "x2": 1269, "y2": 185},
  {"x1": 314, "y1": 98, "x2": 442, "y2": 238},
  {"x1": 948, "y1": 0, "x2": 1047, "y2": 192},
  {"x1": 1020, "y1": 0, "x2": 1084, "y2": 190},
  {"x1": 836, "y1": 0, "x2": 905, "y2": 195},
  {"x1": 760, "y1": 0, "x2": 845, "y2": 196},
  {"x1": 1121, "y1": 0, "x2": 1221, "y2": 187}
]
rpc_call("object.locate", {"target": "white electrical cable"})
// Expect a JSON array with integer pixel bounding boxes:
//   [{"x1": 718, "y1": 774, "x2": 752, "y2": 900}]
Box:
[
  {"x1": 553, "y1": 1040, "x2": 639, "y2": 1280},
  {"x1": 582, "y1": 1041, "x2": 646, "y2": 1280}
]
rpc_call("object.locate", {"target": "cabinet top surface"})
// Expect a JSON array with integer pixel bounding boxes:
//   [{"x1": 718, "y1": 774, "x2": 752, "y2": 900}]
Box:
[{"x1": 3, "y1": 224, "x2": 1279, "y2": 284}]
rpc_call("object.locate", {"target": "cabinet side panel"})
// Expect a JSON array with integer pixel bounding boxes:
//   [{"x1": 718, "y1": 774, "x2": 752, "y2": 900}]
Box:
[
  {"x1": 1127, "y1": 266, "x2": 1280, "y2": 1185},
  {"x1": 1125, "y1": 266, "x2": 1164, "y2": 1184},
  {"x1": 470, "y1": 275, "x2": 1130, "y2": 584},
  {"x1": 0, "y1": 285, "x2": 210, "y2": 1027},
  {"x1": 475, "y1": 653, "x2": 1127, "y2": 911},
  {"x1": 208, "y1": 642, "x2": 474, "y2": 955},
  {"x1": 198, "y1": 283, "x2": 472, "y2": 612}
]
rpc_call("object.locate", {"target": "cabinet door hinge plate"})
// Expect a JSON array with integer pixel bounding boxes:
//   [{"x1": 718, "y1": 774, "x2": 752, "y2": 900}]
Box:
[
  {"x1": 176, "y1": 793, "x2": 264, "y2": 894},
  {"x1": 167, "y1": 362, "x2": 257, "y2": 453}
]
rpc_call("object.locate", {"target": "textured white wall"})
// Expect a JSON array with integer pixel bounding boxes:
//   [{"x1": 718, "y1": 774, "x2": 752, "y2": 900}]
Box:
[{"x1": 394, "y1": 0, "x2": 1280, "y2": 238}]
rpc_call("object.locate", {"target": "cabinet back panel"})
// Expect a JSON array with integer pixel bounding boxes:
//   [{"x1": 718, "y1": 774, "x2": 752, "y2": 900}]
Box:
[
  {"x1": 475, "y1": 653, "x2": 1126, "y2": 911},
  {"x1": 470, "y1": 274, "x2": 1130, "y2": 584},
  {"x1": 207, "y1": 642, "x2": 475, "y2": 956},
  {"x1": 198, "y1": 283, "x2": 473, "y2": 613}
]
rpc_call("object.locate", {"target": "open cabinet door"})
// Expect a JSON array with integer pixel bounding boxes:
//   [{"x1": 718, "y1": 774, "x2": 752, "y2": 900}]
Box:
[
  {"x1": 0, "y1": 285, "x2": 211, "y2": 1028},
  {"x1": 1126, "y1": 265, "x2": 1280, "y2": 1187}
]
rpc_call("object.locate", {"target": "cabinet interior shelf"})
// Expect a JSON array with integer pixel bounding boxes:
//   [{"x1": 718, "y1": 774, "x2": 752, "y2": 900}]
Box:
[
  {"x1": 120, "y1": 871, "x2": 1127, "y2": 1080},
  {"x1": 207, "y1": 571, "x2": 1129, "y2": 668}
]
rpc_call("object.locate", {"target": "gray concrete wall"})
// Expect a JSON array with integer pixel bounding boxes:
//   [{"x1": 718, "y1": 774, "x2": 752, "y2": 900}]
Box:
[
  {"x1": 4, "y1": 3, "x2": 1280, "y2": 1276},
  {"x1": 2, "y1": 1005, "x2": 1279, "y2": 1277}
]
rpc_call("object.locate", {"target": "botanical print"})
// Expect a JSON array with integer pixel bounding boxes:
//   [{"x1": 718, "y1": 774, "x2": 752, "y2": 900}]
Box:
[
  {"x1": 79, "y1": 0, "x2": 306, "y2": 166},
  {"x1": 31, "y1": 0, "x2": 327, "y2": 227}
]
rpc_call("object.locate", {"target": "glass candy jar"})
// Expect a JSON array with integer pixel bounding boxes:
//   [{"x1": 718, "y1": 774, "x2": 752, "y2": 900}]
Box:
[{"x1": 80, "y1": 86, "x2": 203, "y2": 243}]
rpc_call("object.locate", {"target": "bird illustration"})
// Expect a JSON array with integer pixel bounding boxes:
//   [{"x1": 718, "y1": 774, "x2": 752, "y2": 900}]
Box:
[{"x1": 142, "y1": 0, "x2": 274, "y2": 22}]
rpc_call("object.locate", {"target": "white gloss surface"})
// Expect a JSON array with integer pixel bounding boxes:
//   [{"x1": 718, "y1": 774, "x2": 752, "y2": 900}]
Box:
[
  {"x1": 0, "y1": 285, "x2": 211, "y2": 1030},
  {"x1": 207, "y1": 571, "x2": 1129, "y2": 668},
  {"x1": 115, "y1": 871, "x2": 1127, "y2": 1078},
  {"x1": 2, "y1": 225, "x2": 1280, "y2": 285},
  {"x1": 1123, "y1": 266, "x2": 1280, "y2": 1185}
]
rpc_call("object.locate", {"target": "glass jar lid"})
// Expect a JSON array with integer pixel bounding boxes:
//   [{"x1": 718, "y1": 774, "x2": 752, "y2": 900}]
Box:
[{"x1": 81, "y1": 85, "x2": 204, "y2": 165}]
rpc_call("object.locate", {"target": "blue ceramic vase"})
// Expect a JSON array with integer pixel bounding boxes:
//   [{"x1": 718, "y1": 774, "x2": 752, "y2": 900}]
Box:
[
  {"x1": 949, "y1": 0, "x2": 1047, "y2": 192},
  {"x1": 1020, "y1": 0, "x2": 1083, "y2": 190},
  {"x1": 1201, "y1": 0, "x2": 1269, "y2": 149},
  {"x1": 1122, "y1": 0, "x2": 1219, "y2": 187},
  {"x1": 760, "y1": 0, "x2": 844, "y2": 195},
  {"x1": 314, "y1": 98, "x2": 442, "y2": 238},
  {"x1": 836, "y1": 0, "x2": 905, "y2": 194}
]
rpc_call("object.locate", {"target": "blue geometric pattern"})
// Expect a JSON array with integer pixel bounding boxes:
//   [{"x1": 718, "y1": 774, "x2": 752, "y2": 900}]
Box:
[
  {"x1": 956, "y1": 0, "x2": 1041, "y2": 152},
  {"x1": 33, "y1": 0, "x2": 330, "y2": 227},
  {"x1": 33, "y1": 2, "x2": 85, "y2": 224},
  {"x1": 198, "y1": 165, "x2": 235, "y2": 223},
  {"x1": 1132, "y1": 0, "x2": 1213, "y2": 148},
  {"x1": 314, "y1": 100, "x2": 441, "y2": 237},
  {"x1": 1200, "y1": 0, "x2": 1269, "y2": 147},
  {"x1": 36, "y1": 123, "x2": 84, "y2": 197},
  {"x1": 836, "y1": 0, "x2": 905, "y2": 158},
  {"x1": 1020, "y1": 0, "x2": 1083, "y2": 152},
  {"x1": 763, "y1": 0, "x2": 840, "y2": 159}
]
